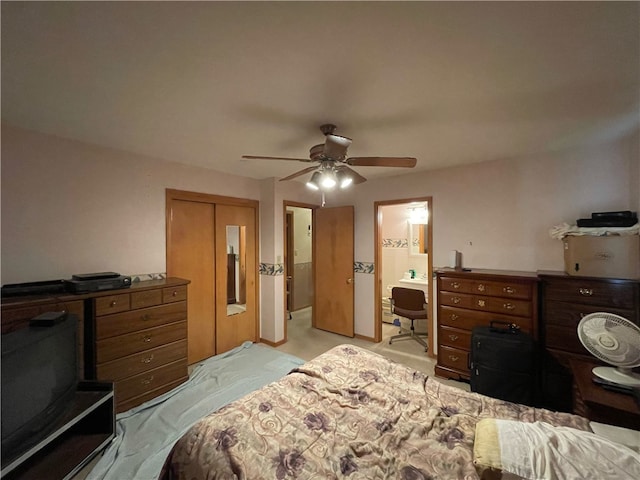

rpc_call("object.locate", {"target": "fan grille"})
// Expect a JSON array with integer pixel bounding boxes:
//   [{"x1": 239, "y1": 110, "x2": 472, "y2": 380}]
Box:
[{"x1": 577, "y1": 312, "x2": 640, "y2": 367}]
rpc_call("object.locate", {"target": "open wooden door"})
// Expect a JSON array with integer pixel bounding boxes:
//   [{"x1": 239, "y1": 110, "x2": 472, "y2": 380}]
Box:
[{"x1": 314, "y1": 205, "x2": 354, "y2": 337}]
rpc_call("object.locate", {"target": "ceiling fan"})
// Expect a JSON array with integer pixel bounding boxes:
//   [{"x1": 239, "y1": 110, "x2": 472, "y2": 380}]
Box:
[{"x1": 242, "y1": 124, "x2": 417, "y2": 190}]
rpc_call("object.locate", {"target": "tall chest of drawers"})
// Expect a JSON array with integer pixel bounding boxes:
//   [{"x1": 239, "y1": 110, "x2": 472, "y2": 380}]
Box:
[
  {"x1": 435, "y1": 269, "x2": 539, "y2": 380},
  {"x1": 539, "y1": 272, "x2": 640, "y2": 413},
  {"x1": 85, "y1": 278, "x2": 190, "y2": 413}
]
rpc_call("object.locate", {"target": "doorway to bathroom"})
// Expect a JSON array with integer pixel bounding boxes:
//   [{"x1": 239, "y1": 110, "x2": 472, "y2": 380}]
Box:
[{"x1": 374, "y1": 197, "x2": 433, "y2": 356}]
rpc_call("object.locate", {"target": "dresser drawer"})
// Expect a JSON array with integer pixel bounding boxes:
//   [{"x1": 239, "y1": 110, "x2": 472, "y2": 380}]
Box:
[
  {"x1": 163, "y1": 285, "x2": 187, "y2": 303},
  {"x1": 440, "y1": 292, "x2": 532, "y2": 317},
  {"x1": 96, "y1": 321, "x2": 187, "y2": 363},
  {"x1": 545, "y1": 325, "x2": 591, "y2": 355},
  {"x1": 96, "y1": 339, "x2": 187, "y2": 381},
  {"x1": 440, "y1": 277, "x2": 476, "y2": 294},
  {"x1": 116, "y1": 377, "x2": 187, "y2": 414},
  {"x1": 95, "y1": 301, "x2": 186, "y2": 339},
  {"x1": 439, "y1": 306, "x2": 533, "y2": 334},
  {"x1": 438, "y1": 326, "x2": 471, "y2": 350},
  {"x1": 544, "y1": 278, "x2": 637, "y2": 309},
  {"x1": 544, "y1": 300, "x2": 637, "y2": 328},
  {"x1": 115, "y1": 359, "x2": 187, "y2": 404},
  {"x1": 131, "y1": 289, "x2": 163, "y2": 309},
  {"x1": 438, "y1": 345, "x2": 469, "y2": 372},
  {"x1": 95, "y1": 293, "x2": 131, "y2": 316},
  {"x1": 440, "y1": 277, "x2": 532, "y2": 300},
  {"x1": 439, "y1": 292, "x2": 476, "y2": 309}
]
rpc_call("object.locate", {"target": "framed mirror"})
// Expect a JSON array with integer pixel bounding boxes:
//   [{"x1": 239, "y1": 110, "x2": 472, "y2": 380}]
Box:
[
  {"x1": 409, "y1": 222, "x2": 428, "y2": 256},
  {"x1": 226, "y1": 225, "x2": 247, "y2": 316}
]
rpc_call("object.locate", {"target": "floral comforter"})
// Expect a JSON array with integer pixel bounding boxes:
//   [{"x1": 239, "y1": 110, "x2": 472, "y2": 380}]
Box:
[{"x1": 159, "y1": 344, "x2": 590, "y2": 480}]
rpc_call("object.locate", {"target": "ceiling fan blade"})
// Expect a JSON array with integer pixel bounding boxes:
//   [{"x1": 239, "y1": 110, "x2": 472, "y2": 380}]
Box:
[
  {"x1": 242, "y1": 155, "x2": 312, "y2": 162},
  {"x1": 323, "y1": 134, "x2": 352, "y2": 160},
  {"x1": 346, "y1": 157, "x2": 417, "y2": 168},
  {"x1": 279, "y1": 166, "x2": 318, "y2": 182},
  {"x1": 340, "y1": 165, "x2": 367, "y2": 184}
]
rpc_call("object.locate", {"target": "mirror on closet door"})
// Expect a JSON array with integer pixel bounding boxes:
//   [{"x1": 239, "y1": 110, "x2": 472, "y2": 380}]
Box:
[{"x1": 226, "y1": 225, "x2": 247, "y2": 316}]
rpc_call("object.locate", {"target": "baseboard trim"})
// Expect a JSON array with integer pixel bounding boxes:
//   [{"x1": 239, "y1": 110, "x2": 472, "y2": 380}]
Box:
[
  {"x1": 354, "y1": 333, "x2": 375, "y2": 342},
  {"x1": 259, "y1": 338, "x2": 286, "y2": 347}
]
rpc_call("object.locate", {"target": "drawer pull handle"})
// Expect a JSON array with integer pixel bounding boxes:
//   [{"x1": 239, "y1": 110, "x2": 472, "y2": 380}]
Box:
[
  {"x1": 448, "y1": 334, "x2": 459, "y2": 341},
  {"x1": 477, "y1": 284, "x2": 485, "y2": 292},
  {"x1": 141, "y1": 354, "x2": 154, "y2": 364},
  {"x1": 141, "y1": 375, "x2": 154, "y2": 386},
  {"x1": 142, "y1": 334, "x2": 152, "y2": 343},
  {"x1": 172, "y1": 290, "x2": 178, "y2": 297},
  {"x1": 579, "y1": 288, "x2": 593, "y2": 296},
  {"x1": 503, "y1": 286, "x2": 515, "y2": 294},
  {"x1": 452, "y1": 297, "x2": 461, "y2": 304},
  {"x1": 141, "y1": 313, "x2": 152, "y2": 321},
  {"x1": 448, "y1": 355, "x2": 459, "y2": 362},
  {"x1": 451, "y1": 282, "x2": 460, "y2": 289},
  {"x1": 503, "y1": 303, "x2": 515, "y2": 310},
  {"x1": 477, "y1": 299, "x2": 486, "y2": 307},
  {"x1": 110, "y1": 301, "x2": 117, "y2": 307},
  {"x1": 451, "y1": 314, "x2": 459, "y2": 321}
]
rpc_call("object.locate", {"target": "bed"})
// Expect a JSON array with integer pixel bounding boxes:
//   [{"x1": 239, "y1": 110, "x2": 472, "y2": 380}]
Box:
[{"x1": 159, "y1": 344, "x2": 639, "y2": 479}]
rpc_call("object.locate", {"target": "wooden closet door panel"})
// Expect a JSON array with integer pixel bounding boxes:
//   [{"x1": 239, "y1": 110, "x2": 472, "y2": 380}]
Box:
[
  {"x1": 215, "y1": 204, "x2": 258, "y2": 354},
  {"x1": 168, "y1": 199, "x2": 215, "y2": 363}
]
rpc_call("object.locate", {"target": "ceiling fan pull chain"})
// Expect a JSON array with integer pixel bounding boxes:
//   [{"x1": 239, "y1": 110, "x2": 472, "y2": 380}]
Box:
[{"x1": 321, "y1": 192, "x2": 326, "y2": 207}]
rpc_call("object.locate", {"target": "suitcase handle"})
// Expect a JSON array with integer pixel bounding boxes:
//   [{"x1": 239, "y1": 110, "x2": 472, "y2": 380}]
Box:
[{"x1": 489, "y1": 320, "x2": 520, "y2": 334}]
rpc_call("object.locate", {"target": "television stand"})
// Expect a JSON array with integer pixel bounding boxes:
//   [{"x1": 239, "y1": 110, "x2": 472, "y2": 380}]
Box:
[{"x1": 1, "y1": 381, "x2": 115, "y2": 480}]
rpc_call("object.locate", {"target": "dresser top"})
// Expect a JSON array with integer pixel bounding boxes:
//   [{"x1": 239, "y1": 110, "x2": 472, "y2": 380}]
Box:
[
  {"x1": 1, "y1": 277, "x2": 190, "y2": 308},
  {"x1": 435, "y1": 267, "x2": 539, "y2": 280}
]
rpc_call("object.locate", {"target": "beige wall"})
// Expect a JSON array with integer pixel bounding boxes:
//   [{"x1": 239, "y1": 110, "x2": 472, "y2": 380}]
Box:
[
  {"x1": 1, "y1": 125, "x2": 263, "y2": 283},
  {"x1": 337, "y1": 132, "x2": 639, "y2": 338},
  {"x1": 2, "y1": 124, "x2": 638, "y2": 343}
]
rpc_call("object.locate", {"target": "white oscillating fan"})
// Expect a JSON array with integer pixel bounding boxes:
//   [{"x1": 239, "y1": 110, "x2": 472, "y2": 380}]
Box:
[{"x1": 577, "y1": 312, "x2": 640, "y2": 386}]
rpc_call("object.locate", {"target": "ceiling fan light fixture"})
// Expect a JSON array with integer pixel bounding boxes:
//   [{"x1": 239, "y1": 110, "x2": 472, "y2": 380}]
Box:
[
  {"x1": 336, "y1": 169, "x2": 353, "y2": 188},
  {"x1": 306, "y1": 172, "x2": 321, "y2": 190},
  {"x1": 327, "y1": 134, "x2": 352, "y2": 147},
  {"x1": 320, "y1": 170, "x2": 337, "y2": 189}
]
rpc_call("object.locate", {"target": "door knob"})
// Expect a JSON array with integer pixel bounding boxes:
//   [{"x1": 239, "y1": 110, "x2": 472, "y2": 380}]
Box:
[{"x1": 347, "y1": 278, "x2": 354, "y2": 284}]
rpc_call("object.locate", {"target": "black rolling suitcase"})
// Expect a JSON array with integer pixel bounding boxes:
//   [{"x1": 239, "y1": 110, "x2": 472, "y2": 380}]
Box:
[{"x1": 470, "y1": 321, "x2": 537, "y2": 406}]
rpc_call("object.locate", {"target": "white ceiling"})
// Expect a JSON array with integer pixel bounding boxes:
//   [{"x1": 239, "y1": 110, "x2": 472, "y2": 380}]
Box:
[{"x1": 2, "y1": 1, "x2": 638, "y2": 183}]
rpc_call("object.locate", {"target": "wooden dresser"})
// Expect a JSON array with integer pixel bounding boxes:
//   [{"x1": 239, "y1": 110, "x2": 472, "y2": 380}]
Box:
[
  {"x1": 538, "y1": 272, "x2": 640, "y2": 412},
  {"x1": 435, "y1": 268, "x2": 539, "y2": 380},
  {"x1": 85, "y1": 278, "x2": 190, "y2": 413}
]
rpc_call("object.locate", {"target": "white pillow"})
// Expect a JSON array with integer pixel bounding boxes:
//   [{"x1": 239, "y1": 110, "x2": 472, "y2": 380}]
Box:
[{"x1": 474, "y1": 418, "x2": 640, "y2": 480}]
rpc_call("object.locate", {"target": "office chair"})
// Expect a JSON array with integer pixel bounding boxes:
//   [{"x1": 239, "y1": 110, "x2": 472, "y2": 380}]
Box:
[{"x1": 389, "y1": 287, "x2": 428, "y2": 351}]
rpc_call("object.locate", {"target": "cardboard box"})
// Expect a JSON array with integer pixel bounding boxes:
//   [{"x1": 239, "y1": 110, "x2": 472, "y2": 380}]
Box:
[{"x1": 563, "y1": 235, "x2": 640, "y2": 279}]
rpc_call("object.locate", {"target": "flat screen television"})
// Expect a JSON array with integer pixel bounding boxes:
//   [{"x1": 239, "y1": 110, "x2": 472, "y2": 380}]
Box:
[{"x1": 1, "y1": 314, "x2": 78, "y2": 463}]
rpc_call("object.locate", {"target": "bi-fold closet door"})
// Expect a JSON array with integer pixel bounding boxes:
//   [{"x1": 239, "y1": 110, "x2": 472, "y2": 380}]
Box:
[{"x1": 166, "y1": 190, "x2": 258, "y2": 364}]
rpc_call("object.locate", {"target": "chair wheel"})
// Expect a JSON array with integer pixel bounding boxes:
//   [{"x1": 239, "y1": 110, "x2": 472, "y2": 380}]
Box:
[{"x1": 389, "y1": 340, "x2": 392, "y2": 344}]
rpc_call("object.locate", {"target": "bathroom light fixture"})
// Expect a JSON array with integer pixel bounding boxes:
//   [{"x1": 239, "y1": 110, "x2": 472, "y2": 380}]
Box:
[{"x1": 408, "y1": 205, "x2": 428, "y2": 224}]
